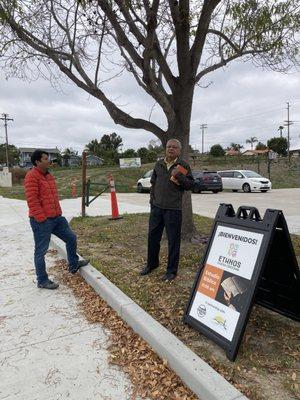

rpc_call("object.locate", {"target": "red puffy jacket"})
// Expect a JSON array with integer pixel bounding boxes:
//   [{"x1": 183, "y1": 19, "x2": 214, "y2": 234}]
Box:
[{"x1": 24, "y1": 167, "x2": 62, "y2": 222}]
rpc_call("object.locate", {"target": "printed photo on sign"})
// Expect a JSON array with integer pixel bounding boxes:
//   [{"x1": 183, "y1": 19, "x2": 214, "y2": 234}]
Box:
[
  {"x1": 206, "y1": 225, "x2": 264, "y2": 280},
  {"x1": 215, "y1": 271, "x2": 250, "y2": 313},
  {"x1": 189, "y1": 262, "x2": 252, "y2": 340}
]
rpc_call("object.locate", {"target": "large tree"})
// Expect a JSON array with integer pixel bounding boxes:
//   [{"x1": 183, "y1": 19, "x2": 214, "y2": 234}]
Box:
[
  {"x1": 0, "y1": 1, "x2": 299, "y2": 238},
  {"x1": 0, "y1": 143, "x2": 20, "y2": 165},
  {"x1": 267, "y1": 136, "x2": 288, "y2": 156},
  {"x1": 210, "y1": 144, "x2": 225, "y2": 157},
  {"x1": 85, "y1": 138, "x2": 102, "y2": 156}
]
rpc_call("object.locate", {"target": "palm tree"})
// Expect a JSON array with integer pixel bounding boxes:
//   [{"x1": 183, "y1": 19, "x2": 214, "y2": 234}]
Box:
[
  {"x1": 246, "y1": 136, "x2": 258, "y2": 150},
  {"x1": 85, "y1": 139, "x2": 101, "y2": 156},
  {"x1": 278, "y1": 126, "x2": 284, "y2": 138},
  {"x1": 228, "y1": 143, "x2": 244, "y2": 152}
]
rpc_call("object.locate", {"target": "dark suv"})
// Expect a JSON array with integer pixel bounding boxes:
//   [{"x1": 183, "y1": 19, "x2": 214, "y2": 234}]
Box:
[{"x1": 192, "y1": 170, "x2": 223, "y2": 193}]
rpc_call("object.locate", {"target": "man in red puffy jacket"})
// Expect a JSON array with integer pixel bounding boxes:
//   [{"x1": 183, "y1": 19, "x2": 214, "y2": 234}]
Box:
[{"x1": 24, "y1": 149, "x2": 89, "y2": 290}]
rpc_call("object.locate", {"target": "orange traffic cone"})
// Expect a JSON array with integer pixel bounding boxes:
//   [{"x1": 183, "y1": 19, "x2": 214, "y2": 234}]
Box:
[{"x1": 108, "y1": 174, "x2": 122, "y2": 220}]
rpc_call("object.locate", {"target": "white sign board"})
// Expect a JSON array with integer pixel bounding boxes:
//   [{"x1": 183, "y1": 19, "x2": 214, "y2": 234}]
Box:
[
  {"x1": 119, "y1": 158, "x2": 141, "y2": 168},
  {"x1": 0, "y1": 169, "x2": 12, "y2": 187},
  {"x1": 189, "y1": 225, "x2": 263, "y2": 341}
]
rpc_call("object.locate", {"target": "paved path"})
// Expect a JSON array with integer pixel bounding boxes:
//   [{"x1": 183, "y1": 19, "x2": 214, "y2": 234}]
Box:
[
  {"x1": 0, "y1": 197, "x2": 143, "y2": 400},
  {"x1": 111, "y1": 189, "x2": 300, "y2": 235}
]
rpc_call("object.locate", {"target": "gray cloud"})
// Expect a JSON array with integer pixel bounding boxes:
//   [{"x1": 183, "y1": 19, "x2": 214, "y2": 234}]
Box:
[{"x1": 0, "y1": 59, "x2": 299, "y2": 154}]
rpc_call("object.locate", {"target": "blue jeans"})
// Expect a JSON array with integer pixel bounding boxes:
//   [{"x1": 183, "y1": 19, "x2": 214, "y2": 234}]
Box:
[{"x1": 30, "y1": 216, "x2": 79, "y2": 284}]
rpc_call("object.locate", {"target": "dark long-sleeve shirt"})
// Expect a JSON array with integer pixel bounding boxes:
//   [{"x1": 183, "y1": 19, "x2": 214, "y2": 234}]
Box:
[{"x1": 150, "y1": 158, "x2": 194, "y2": 210}]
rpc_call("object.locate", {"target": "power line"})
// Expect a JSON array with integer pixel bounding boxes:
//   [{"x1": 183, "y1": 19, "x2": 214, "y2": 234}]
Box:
[{"x1": 0, "y1": 113, "x2": 14, "y2": 167}]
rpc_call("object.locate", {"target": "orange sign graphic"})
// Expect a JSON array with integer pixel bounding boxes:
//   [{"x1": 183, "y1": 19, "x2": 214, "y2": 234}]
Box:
[{"x1": 197, "y1": 264, "x2": 224, "y2": 299}]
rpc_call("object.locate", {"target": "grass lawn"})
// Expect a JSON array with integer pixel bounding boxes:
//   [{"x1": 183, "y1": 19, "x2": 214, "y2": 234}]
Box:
[
  {"x1": 71, "y1": 213, "x2": 300, "y2": 400},
  {"x1": 0, "y1": 164, "x2": 153, "y2": 200},
  {"x1": 0, "y1": 157, "x2": 299, "y2": 200}
]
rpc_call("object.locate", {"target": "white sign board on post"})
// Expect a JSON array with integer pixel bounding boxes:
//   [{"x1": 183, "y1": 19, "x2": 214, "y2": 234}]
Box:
[
  {"x1": 0, "y1": 168, "x2": 12, "y2": 187},
  {"x1": 119, "y1": 158, "x2": 141, "y2": 169}
]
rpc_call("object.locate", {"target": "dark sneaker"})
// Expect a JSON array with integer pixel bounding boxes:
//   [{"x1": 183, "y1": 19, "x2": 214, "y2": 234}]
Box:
[
  {"x1": 140, "y1": 266, "x2": 156, "y2": 276},
  {"x1": 37, "y1": 279, "x2": 59, "y2": 290},
  {"x1": 161, "y1": 273, "x2": 176, "y2": 282},
  {"x1": 70, "y1": 259, "x2": 90, "y2": 274}
]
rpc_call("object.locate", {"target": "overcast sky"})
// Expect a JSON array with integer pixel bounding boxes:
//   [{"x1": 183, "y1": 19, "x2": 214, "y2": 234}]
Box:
[{"x1": 0, "y1": 59, "x2": 299, "y2": 153}]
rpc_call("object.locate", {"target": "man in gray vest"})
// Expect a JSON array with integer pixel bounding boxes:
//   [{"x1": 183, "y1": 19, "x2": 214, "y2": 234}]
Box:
[{"x1": 140, "y1": 139, "x2": 194, "y2": 281}]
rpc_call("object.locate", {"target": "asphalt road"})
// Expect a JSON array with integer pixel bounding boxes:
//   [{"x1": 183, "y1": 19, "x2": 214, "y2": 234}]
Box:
[{"x1": 114, "y1": 188, "x2": 300, "y2": 235}]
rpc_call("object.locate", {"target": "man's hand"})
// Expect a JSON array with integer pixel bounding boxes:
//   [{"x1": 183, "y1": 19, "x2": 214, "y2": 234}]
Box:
[
  {"x1": 224, "y1": 291, "x2": 233, "y2": 303},
  {"x1": 171, "y1": 167, "x2": 179, "y2": 177}
]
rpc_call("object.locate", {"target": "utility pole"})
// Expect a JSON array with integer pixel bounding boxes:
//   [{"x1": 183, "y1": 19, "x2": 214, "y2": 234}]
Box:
[
  {"x1": 81, "y1": 151, "x2": 87, "y2": 217},
  {"x1": 0, "y1": 113, "x2": 14, "y2": 167},
  {"x1": 284, "y1": 102, "x2": 292, "y2": 162},
  {"x1": 200, "y1": 124, "x2": 207, "y2": 154}
]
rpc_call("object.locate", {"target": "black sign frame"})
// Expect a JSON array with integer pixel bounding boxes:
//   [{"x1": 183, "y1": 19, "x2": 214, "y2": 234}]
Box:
[{"x1": 184, "y1": 204, "x2": 300, "y2": 361}]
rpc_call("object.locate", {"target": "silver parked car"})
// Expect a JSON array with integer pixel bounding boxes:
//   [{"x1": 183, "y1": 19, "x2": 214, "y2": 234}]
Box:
[{"x1": 217, "y1": 170, "x2": 272, "y2": 193}]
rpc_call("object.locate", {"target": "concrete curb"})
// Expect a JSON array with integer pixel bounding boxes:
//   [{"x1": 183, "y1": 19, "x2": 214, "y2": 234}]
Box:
[{"x1": 50, "y1": 236, "x2": 248, "y2": 400}]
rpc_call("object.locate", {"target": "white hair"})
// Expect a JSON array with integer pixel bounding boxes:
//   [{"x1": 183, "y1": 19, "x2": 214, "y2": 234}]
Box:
[{"x1": 166, "y1": 138, "x2": 182, "y2": 149}]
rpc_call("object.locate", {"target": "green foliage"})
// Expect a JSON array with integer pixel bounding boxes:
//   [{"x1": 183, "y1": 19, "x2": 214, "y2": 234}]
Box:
[
  {"x1": 228, "y1": 143, "x2": 244, "y2": 152},
  {"x1": 210, "y1": 144, "x2": 225, "y2": 157},
  {"x1": 85, "y1": 139, "x2": 101, "y2": 156},
  {"x1": 256, "y1": 141, "x2": 267, "y2": 150},
  {"x1": 267, "y1": 136, "x2": 288, "y2": 156},
  {"x1": 100, "y1": 132, "x2": 123, "y2": 152},
  {"x1": 226, "y1": 1, "x2": 300, "y2": 64},
  {"x1": 85, "y1": 133, "x2": 123, "y2": 164},
  {"x1": 122, "y1": 148, "x2": 137, "y2": 158},
  {"x1": 0, "y1": 143, "x2": 20, "y2": 165}
]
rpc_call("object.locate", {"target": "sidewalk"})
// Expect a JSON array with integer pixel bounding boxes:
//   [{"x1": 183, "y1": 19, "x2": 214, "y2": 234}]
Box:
[{"x1": 0, "y1": 198, "x2": 144, "y2": 400}]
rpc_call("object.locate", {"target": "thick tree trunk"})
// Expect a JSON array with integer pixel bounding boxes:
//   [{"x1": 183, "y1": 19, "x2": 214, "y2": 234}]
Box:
[{"x1": 168, "y1": 85, "x2": 197, "y2": 241}]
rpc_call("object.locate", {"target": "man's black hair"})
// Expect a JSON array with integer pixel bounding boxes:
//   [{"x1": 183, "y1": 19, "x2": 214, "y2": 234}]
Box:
[{"x1": 31, "y1": 149, "x2": 49, "y2": 166}]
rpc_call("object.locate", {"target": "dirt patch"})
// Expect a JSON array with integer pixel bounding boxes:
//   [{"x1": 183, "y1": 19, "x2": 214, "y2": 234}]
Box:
[{"x1": 69, "y1": 213, "x2": 300, "y2": 400}]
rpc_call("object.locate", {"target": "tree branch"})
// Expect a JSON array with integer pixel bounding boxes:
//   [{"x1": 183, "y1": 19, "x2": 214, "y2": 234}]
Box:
[
  {"x1": 0, "y1": 5, "x2": 165, "y2": 139},
  {"x1": 97, "y1": 0, "x2": 144, "y2": 70},
  {"x1": 94, "y1": 15, "x2": 106, "y2": 86},
  {"x1": 190, "y1": 0, "x2": 222, "y2": 76},
  {"x1": 208, "y1": 28, "x2": 241, "y2": 54},
  {"x1": 168, "y1": 0, "x2": 191, "y2": 77},
  {"x1": 195, "y1": 48, "x2": 270, "y2": 83}
]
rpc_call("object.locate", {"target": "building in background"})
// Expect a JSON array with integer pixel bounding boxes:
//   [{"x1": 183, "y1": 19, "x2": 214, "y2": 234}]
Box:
[
  {"x1": 19, "y1": 147, "x2": 60, "y2": 167},
  {"x1": 63, "y1": 154, "x2": 82, "y2": 167},
  {"x1": 242, "y1": 149, "x2": 270, "y2": 156},
  {"x1": 86, "y1": 154, "x2": 104, "y2": 166}
]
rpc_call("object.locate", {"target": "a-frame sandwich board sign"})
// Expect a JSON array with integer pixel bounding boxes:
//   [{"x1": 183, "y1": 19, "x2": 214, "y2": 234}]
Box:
[{"x1": 184, "y1": 203, "x2": 300, "y2": 361}]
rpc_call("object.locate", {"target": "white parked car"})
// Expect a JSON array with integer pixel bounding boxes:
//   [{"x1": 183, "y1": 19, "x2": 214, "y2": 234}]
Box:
[
  {"x1": 217, "y1": 170, "x2": 272, "y2": 193},
  {"x1": 136, "y1": 169, "x2": 153, "y2": 193}
]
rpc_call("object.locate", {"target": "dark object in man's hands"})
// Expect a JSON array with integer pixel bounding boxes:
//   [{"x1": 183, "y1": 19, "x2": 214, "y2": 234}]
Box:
[{"x1": 170, "y1": 164, "x2": 188, "y2": 185}]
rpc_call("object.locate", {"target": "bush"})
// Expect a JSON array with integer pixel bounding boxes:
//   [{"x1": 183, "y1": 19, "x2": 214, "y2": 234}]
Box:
[
  {"x1": 210, "y1": 144, "x2": 225, "y2": 157},
  {"x1": 12, "y1": 167, "x2": 28, "y2": 184}
]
